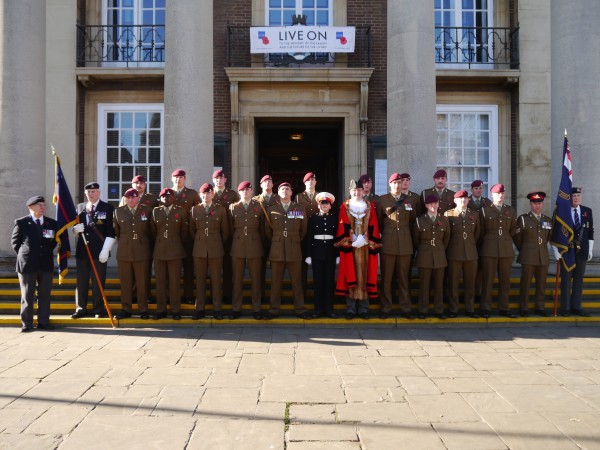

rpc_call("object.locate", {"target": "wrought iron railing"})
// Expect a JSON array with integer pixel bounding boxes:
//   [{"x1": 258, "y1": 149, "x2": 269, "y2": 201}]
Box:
[
  {"x1": 76, "y1": 24, "x2": 165, "y2": 67},
  {"x1": 435, "y1": 26, "x2": 519, "y2": 69},
  {"x1": 227, "y1": 26, "x2": 372, "y2": 68}
]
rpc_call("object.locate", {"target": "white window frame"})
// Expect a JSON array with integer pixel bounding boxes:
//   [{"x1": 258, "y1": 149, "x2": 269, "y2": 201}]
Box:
[
  {"x1": 265, "y1": 0, "x2": 333, "y2": 26},
  {"x1": 97, "y1": 103, "x2": 165, "y2": 204},
  {"x1": 436, "y1": 104, "x2": 499, "y2": 194}
]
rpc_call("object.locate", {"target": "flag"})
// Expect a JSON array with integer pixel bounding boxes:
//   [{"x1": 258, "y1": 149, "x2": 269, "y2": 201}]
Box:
[
  {"x1": 550, "y1": 136, "x2": 576, "y2": 272},
  {"x1": 52, "y1": 150, "x2": 78, "y2": 283}
]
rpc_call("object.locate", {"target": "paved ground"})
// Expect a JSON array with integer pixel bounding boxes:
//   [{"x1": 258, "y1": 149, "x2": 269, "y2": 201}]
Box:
[{"x1": 0, "y1": 324, "x2": 599, "y2": 450}]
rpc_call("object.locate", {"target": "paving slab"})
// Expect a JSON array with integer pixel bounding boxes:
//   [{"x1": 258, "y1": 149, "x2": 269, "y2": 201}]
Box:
[
  {"x1": 262, "y1": 375, "x2": 345, "y2": 403},
  {"x1": 358, "y1": 423, "x2": 446, "y2": 450},
  {"x1": 287, "y1": 423, "x2": 358, "y2": 441},
  {"x1": 398, "y1": 376, "x2": 442, "y2": 395},
  {"x1": 336, "y1": 402, "x2": 418, "y2": 423},
  {"x1": 0, "y1": 433, "x2": 61, "y2": 449},
  {"x1": 238, "y1": 353, "x2": 294, "y2": 375},
  {"x1": 433, "y1": 422, "x2": 508, "y2": 450},
  {"x1": 344, "y1": 387, "x2": 404, "y2": 403},
  {"x1": 196, "y1": 387, "x2": 259, "y2": 419},
  {"x1": 134, "y1": 367, "x2": 211, "y2": 386},
  {"x1": 23, "y1": 404, "x2": 92, "y2": 435},
  {"x1": 407, "y1": 393, "x2": 481, "y2": 423},
  {"x1": 190, "y1": 418, "x2": 284, "y2": 450},
  {"x1": 286, "y1": 442, "x2": 361, "y2": 450},
  {"x1": 366, "y1": 356, "x2": 425, "y2": 376},
  {"x1": 289, "y1": 404, "x2": 337, "y2": 424}
]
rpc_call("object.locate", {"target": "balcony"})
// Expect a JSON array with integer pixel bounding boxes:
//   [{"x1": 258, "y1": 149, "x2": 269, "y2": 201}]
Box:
[
  {"x1": 227, "y1": 26, "x2": 372, "y2": 68},
  {"x1": 76, "y1": 24, "x2": 165, "y2": 68},
  {"x1": 435, "y1": 26, "x2": 519, "y2": 69}
]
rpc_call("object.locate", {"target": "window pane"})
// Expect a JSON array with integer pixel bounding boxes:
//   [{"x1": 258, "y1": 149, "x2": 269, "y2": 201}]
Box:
[
  {"x1": 108, "y1": 166, "x2": 120, "y2": 181},
  {"x1": 304, "y1": 10, "x2": 314, "y2": 25},
  {"x1": 303, "y1": 0, "x2": 314, "y2": 7},
  {"x1": 317, "y1": 0, "x2": 328, "y2": 7},
  {"x1": 149, "y1": 130, "x2": 161, "y2": 146},
  {"x1": 437, "y1": 147, "x2": 449, "y2": 165},
  {"x1": 449, "y1": 114, "x2": 462, "y2": 130},
  {"x1": 121, "y1": 130, "x2": 133, "y2": 146},
  {"x1": 149, "y1": 166, "x2": 161, "y2": 182},
  {"x1": 149, "y1": 147, "x2": 161, "y2": 163},
  {"x1": 283, "y1": 10, "x2": 294, "y2": 25},
  {"x1": 107, "y1": 130, "x2": 119, "y2": 146},
  {"x1": 316, "y1": 10, "x2": 328, "y2": 25},
  {"x1": 136, "y1": 147, "x2": 147, "y2": 163},
  {"x1": 269, "y1": 10, "x2": 281, "y2": 25},
  {"x1": 143, "y1": 0, "x2": 154, "y2": 7},
  {"x1": 122, "y1": 166, "x2": 133, "y2": 181},
  {"x1": 450, "y1": 131, "x2": 462, "y2": 147},
  {"x1": 107, "y1": 147, "x2": 119, "y2": 163},
  {"x1": 108, "y1": 184, "x2": 120, "y2": 199},
  {"x1": 149, "y1": 113, "x2": 161, "y2": 128},
  {"x1": 448, "y1": 147, "x2": 461, "y2": 164},
  {"x1": 143, "y1": 10, "x2": 153, "y2": 24},
  {"x1": 477, "y1": 149, "x2": 489, "y2": 165},
  {"x1": 135, "y1": 130, "x2": 146, "y2": 146},
  {"x1": 270, "y1": 0, "x2": 281, "y2": 7},
  {"x1": 478, "y1": 131, "x2": 489, "y2": 147},
  {"x1": 464, "y1": 147, "x2": 476, "y2": 165},
  {"x1": 121, "y1": 112, "x2": 133, "y2": 128},
  {"x1": 464, "y1": 131, "x2": 476, "y2": 147},
  {"x1": 107, "y1": 113, "x2": 117, "y2": 128},
  {"x1": 283, "y1": 0, "x2": 295, "y2": 7},
  {"x1": 121, "y1": 147, "x2": 133, "y2": 163},
  {"x1": 479, "y1": 114, "x2": 489, "y2": 130}
]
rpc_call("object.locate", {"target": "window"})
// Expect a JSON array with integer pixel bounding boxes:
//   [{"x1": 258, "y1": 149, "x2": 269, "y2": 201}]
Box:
[
  {"x1": 436, "y1": 105, "x2": 498, "y2": 193},
  {"x1": 103, "y1": 0, "x2": 165, "y2": 66},
  {"x1": 435, "y1": 0, "x2": 493, "y2": 66},
  {"x1": 97, "y1": 104, "x2": 164, "y2": 206},
  {"x1": 267, "y1": 0, "x2": 331, "y2": 26}
]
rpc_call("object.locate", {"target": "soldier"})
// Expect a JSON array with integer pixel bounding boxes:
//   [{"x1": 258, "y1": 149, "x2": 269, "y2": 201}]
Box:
[
  {"x1": 119, "y1": 175, "x2": 159, "y2": 209},
  {"x1": 189, "y1": 183, "x2": 231, "y2": 320},
  {"x1": 254, "y1": 174, "x2": 279, "y2": 301},
  {"x1": 413, "y1": 195, "x2": 451, "y2": 319},
  {"x1": 263, "y1": 182, "x2": 310, "y2": 320},
  {"x1": 305, "y1": 192, "x2": 338, "y2": 318},
  {"x1": 71, "y1": 182, "x2": 116, "y2": 319},
  {"x1": 360, "y1": 174, "x2": 379, "y2": 205},
  {"x1": 421, "y1": 169, "x2": 456, "y2": 215},
  {"x1": 444, "y1": 190, "x2": 481, "y2": 318},
  {"x1": 554, "y1": 187, "x2": 594, "y2": 317},
  {"x1": 212, "y1": 169, "x2": 240, "y2": 304},
  {"x1": 12, "y1": 196, "x2": 58, "y2": 331},
  {"x1": 479, "y1": 183, "x2": 518, "y2": 318},
  {"x1": 151, "y1": 188, "x2": 188, "y2": 320},
  {"x1": 468, "y1": 179, "x2": 492, "y2": 211},
  {"x1": 171, "y1": 169, "x2": 200, "y2": 304},
  {"x1": 514, "y1": 191, "x2": 552, "y2": 317},
  {"x1": 335, "y1": 179, "x2": 381, "y2": 320},
  {"x1": 113, "y1": 188, "x2": 153, "y2": 320},
  {"x1": 376, "y1": 173, "x2": 420, "y2": 319},
  {"x1": 296, "y1": 171, "x2": 320, "y2": 297},
  {"x1": 229, "y1": 181, "x2": 265, "y2": 320}
]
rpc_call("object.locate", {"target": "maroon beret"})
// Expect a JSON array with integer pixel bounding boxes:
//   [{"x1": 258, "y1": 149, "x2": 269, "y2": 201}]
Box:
[
  {"x1": 124, "y1": 188, "x2": 139, "y2": 198},
  {"x1": 278, "y1": 182, "x2": 292, "y2": 189},
  {"x1": 399, "y1": 173, "x2": 411, "y2": 180},
  {"x1": 425, "y1": 194, "x2": 439, "y2": 205},
  {"x1": 260, "y1": 174, "x2": 272, "y2": 183},
  {"x1": 471, "y1": 179, "x2": 484, "y2": 188},
  {"x1": 454, "y1": 190, "x2": 469, "y2": 199},
  {"x1": 212, "y1": 169, "x2": 225, "y2": 179},
  {"x1": 171, "y1": 169, "x2": 186, "y2": 177},
  {"x1": 237, "y1": 181, "x2": 252, "y2": 191},
  {"x1": 527, "y1": 191, "x2": 546, "y2": 202},
  {"x1": 199, "y1": 183, "x2": 214, "y2": 193},
  {"x1": 303, "y1": 172, "x2": 316, "y2": 183},
  {"x1": 159, "y1": 188, "x2": 174, "y2": 197},
  {"x1": 433, "y1": 169, "x2": 447, "y2": 178},
  {"x1": 359, "y1": 174, "x2": 371, "y2": 184},
  {"x1": 490, "y1": 183, "x2": 505, "y2": 193},
  {"x1": 132, "y1": 175, "x2": 146, "y2": 183},
  {"x1": 388, "y1": 173, "x2": 401, "y2": 183}
]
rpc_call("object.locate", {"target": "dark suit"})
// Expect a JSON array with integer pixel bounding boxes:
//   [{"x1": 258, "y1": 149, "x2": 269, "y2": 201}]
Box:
[
  {"x1": 560, "y1": 205, "x2": 594, "y2": 314},
  {"x1": 75, "y1": 201, "x2": 115, "y2": 315},
  {"x1": 12, "y1": 215, "x2": 58, "y2": 328}
]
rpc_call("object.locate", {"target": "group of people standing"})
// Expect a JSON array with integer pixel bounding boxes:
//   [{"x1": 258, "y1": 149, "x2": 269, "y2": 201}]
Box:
[{"x1": 11, "y1": 167, "x2": 594, "y2": 331}]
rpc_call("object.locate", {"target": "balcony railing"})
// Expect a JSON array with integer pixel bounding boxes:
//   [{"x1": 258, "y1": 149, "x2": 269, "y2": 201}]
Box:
[
  {"x1": 227, "y1": 26, "x2": 372, "y2": 68},
  {"x1": 435, "y1": 26, "x2": 519, "y2": 69},
  {"x1": 76, "y1": 24, "x2": 165, "y2": 67}
]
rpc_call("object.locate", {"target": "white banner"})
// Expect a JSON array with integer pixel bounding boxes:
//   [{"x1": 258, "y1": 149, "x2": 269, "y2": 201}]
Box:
[{"x1": 250, "y1": 26, "x2": 355, "y2": 54}]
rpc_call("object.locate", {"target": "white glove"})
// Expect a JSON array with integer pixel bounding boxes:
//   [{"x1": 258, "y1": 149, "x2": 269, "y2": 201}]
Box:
[
  {"x1": 72, "y1": 223, "x2": 85, "y2": 235},
  {"x1": 99, "y1": 237, "x2": 116, "y2": 263},
  {"x1": 588, "y1": 240, "x2": 594, "y2": 262},
  {"x1": 305, "y1": 257, "x2": 312, "y2": 265},
  {"x1": 336, "y1": 257, "x2": 340, "y2": 264},
  {"x1": 352, "y1": 234, "x2": 368, "y2": 248},
  {"x1": 552, "y1": 246, "x2": 561, "y2": 260}
]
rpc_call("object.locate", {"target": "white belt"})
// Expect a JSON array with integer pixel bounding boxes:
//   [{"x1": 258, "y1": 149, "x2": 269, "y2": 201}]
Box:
[{"x1": 314, "y1": 234, "x2": 334, "y2": 240}]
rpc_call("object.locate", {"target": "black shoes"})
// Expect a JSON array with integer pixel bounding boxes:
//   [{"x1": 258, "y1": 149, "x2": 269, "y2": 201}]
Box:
[
  {"x1": 95, "y1": 311, "x2": 107, "y2": 318},
  {"x1": 436, "y1": 313, "x2": 448, "y2": 320},
  {"x1": 152, "y1": 312, "x2": 167, "y2": 320},
  {"x1": 327, "y1": 313, "x2": 339, "y2": 319},
  {"x1": 417, "y1": 313, "x2": 426, "y2": 319},
  {"x1": 114, "y1": 311, "x2": 132, "y2": 320},
  {"x1": 262, "y1": 312, "x2": 279, "y2": 320},
  {"x1": 172, "y1": 313, "x2": 181, "y2": 320},
  {"x1": 448, "y1": 312, "x2": 458, "y2": 319},
  {"x1": 359, "y1": 312, "x2": 370, "y2": 320},
  {"x1": 400, "y1": 312, "x2": 415, "y2": 320},
  {"x1": 229, "y1": 311, "x2": 241, "y2": 320},
  {"x1": 213, "y1": 311, "x2": 223, "y2": 320},
  {"x1": 252, "y1": 312, "x2": 262, "y2": 320},
  {"x1": 480, "y1": 310, "x2": 490, "y2": 319},
  {"x1": 520, "y1": 310, "x2": 530, "y2": 318},
  {"x1": 534, "y1": 309, "x2": 550, "y2": 317},
  {"x1": 379, "y1": 312, "x2": 390, "y2": 319},
  {"x1": 140, "y1": 313, "x2": 149, "y2": 320},
  {"x1": 465, "y1": 312, "x2": 480, "y2": 319},
  {"x1": 345, "y1": 312, "x2": 356, "y2": 320},
  {"x1": 183, "y1": 297, "x2": 195, "y2": 305},
  {"x1": 36, "y1": 323, "x2": 55, "y2": 330},
  {"x1": 21, "y1": 326, "x2": 33, "y2": 333},
  {"x1": 296, "y1": 312, "x2": 312, "y2": 320},
  {"x1": 71, "y1": 310, "x2": 87, "y2": 319},
  {"x1": 571, "y1": 309, "x2": 591, "y2": 317},
  {"x1": 191, "y1": 310, "x2": 205, "y2": 320},
  {"x1": 499, "y1": 310, "x2": 518, "y2": 319}
]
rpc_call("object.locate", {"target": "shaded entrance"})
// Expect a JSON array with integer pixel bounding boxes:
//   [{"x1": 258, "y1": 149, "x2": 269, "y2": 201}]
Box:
[{"x1": 256, "y1": 119, "x2": 343, "y2": 197}]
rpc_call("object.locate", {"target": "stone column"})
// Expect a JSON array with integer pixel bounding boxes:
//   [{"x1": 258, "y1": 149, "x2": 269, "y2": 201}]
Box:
[
  {"x1": 387, "y1": 0, "x2": 437, "y2": 194},
  {"x1": 165, "y1": 0, "x2": 214, "y2": 189},
  {"x1": 551, "y1": 1, "x2": 600, "y2": 256},
  {"x1": 0, "y1": 0, "x2": 46, "y2": 256}
]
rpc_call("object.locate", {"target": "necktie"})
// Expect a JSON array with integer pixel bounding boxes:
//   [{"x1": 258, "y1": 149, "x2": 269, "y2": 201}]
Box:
[
  {"x1": 35, "y1": 219, "x2": 42, "y2": 237},
  {"x1": 88, "y1": 204, "x2": 95, "y2": 224},
  {"x1": 205, "y1": 205, "x2": 210, "y2": 214},
  {"x1": 574, "y1": 208, "x2": 581, "y2": 233},
  {"x1": 474, "y1": 198, "x2": 480, "y2": 207},
  {"x1": 283, "y1": 204, "x2": 289, "y2": 212},
  {"x1": 244, "y1": 203, "x2": 248, "y2": 210}
]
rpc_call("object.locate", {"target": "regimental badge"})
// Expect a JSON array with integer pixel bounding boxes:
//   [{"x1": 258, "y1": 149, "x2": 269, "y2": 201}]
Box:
[
  {"x1": 42, "y1": 229, "x2": 55, "y2": 238},
  {"x1": 98, "y1": 212, "x2": 107, "y2": 220}
]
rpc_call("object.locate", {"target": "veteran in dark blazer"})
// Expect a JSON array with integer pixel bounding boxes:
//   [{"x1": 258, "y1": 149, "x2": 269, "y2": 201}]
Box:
[
  {"x1": 264, "y1": 182, "x2": 309, "y2": 319},
  {"x1": 412, "y1": 195, "x2": 451, "y2": 318},
  {"x1": 479, "y1": 183, "x2": 518, "y2": 318},
  {"x1": 151, "y1": 188, "x2": 188, "y2": 320},
  {"x1": 71, "y1": 182, "x2": 116, "y2": 319},
  {"x1": 421, "y1": 169, "x2": 456, "y2": 215},
  {"x1": 12, "y1": 196, "x2": 58, "y2": 332},
  {"x1": 113, "y1": 188, "x2": 153, "y2": 319},
  {"x1": 189, "y1": 182, "x2": 231, "y2": 320},
  {"x1": 171, "y1": 169, "x2": 201, "y2": 304},
  {"x1": 376, "y1": 172, "x2": 420, "y2": 319},
  {"x1": 445, "y1": 190, "x2": 481, "y2": 318},
  {"x1": 229, "y1": 181, "x2": 265, "y2": 320},
  {"x1": 514, "y1": 191, "x2": 552, "y2": 317}
]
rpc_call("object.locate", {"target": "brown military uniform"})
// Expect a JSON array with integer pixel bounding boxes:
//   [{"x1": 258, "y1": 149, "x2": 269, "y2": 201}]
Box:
[
  {"x1": 229, "y1": 199, "x2": 265, "y2": 313},
  {"x1": 214, "y1": 188, "x2": 240, "y2": 300},
  {"x1": 113, "y1": 204, "x2": 153, "y2": 314},
  {"x1": 151, "y1": 205, "x2": 188, "y2": 315},
  {"x1": 295, "y1": 191, "x2": 320, "y2": 218},
  {"x1": 254, "y1": 192, "x2": 280, "y2": 299},
  {"x1": 445, "y1": 207, "x2": 481, "y2": 314},
  {"x1": 189, "y1": 202, "x2": 231, "y2": 312},
  {"x1": 514, "y1": 212, "x2": 552, "y2": 311},
  {"x1": 120, "y1": 192, "x2": 159, "y2": 209},
  {"x1": 421, "y1": 187, "x2": 456, "y2": 215},
  {"x1": 266, "y1": 202, "x2": 307, "y2": 315},
  {"x1": 174, "y1": 186, "x2": 201, "y2": 300},
  {"x1": 376, "y1": 191, "x2": 419, "y2": 314},
  {"x1": 412, "y1": 214, "x2": 450, "y2": 314},
  {"x1": 479, "y1": 203, "x2": 517, "y2": 312},
  {"x1": 364, "y1": 192, "x2": 380, "y2": 205},
  {"x1": 468, "y1": 195, "x2": 492, "y2": 212}
]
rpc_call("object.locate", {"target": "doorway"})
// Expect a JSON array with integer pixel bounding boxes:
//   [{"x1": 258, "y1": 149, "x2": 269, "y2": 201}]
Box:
[{"x1": 256, "y1": 119, "x2": 343, "y2": 198}]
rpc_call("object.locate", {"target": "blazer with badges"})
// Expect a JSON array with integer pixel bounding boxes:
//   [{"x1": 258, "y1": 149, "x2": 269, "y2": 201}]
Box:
[
  {"x1": 574, "y1": 205, "x2": 594, "y2": 258},
  {"x1": 306, "y1": 212, "x2": 338, "y2": 261},
  {"x1": 11, "y1": 216, "x2": 58, "y2": 273},
  {"x1": 113, "y1": 204, "x2": 153, "y2": 262},
  {"x1": 151, "y1": 205, "x2": 188, "y2": 260},
  {"x1": 479, "y1": 204, "x2": 517, "y2": 258},
  {"x1": 174, "y1": 187, "x2": 200, "y2": 212},
  {"x1": 229, "y1": 199, "x2": 265, "y2": 259},
  {"x1": 412, "y1": 214, "x2": 451, "y2": 268},
  {"x1": 444, "y1": 207, "x2": 481, "y2": 261},
  {"x1": 189, "y1": 203, "x2": 230, "y2": 258},
  {"x1": 75, "y1": 200, "x2": 115, "y2": 259},
  {"x1": 377, "y1": 192, "x2": 420, "y2": 256},
  {"x1": 266, "y1": 202, "x2": 307, "y2": 262},
  {"x1": 468, "y1": 195, "x2": 492, "y2": 212},
  {"x1": 295, "y1": 191, "x2": 320, "y2": 218},
  {"x1": 513, "y1": 212, "x2": 552, "y2": 266},
  {"x1": 421, "y1": 187, "x2": 456, "y2": 214}
]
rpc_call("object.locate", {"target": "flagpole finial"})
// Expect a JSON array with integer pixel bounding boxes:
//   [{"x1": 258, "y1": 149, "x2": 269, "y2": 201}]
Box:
[
  {"x1": 51, "y1": 144, "x2": 56, "y2": 157},
  {"x1": 564, "y1": 129, "x2": 568, "y2": 138}
]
